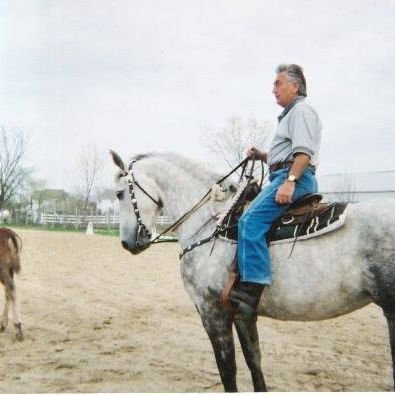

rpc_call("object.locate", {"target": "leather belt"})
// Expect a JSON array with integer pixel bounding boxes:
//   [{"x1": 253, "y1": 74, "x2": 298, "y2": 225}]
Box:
[
  {"x1": 269, "y1": 161, "x2": 294, "y2": 172},
  {"x1": 269, "y1": 161, "x2": 316, "y2": 173}
]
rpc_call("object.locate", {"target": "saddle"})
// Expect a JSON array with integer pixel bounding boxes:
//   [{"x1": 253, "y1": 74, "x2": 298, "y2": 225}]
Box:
[
  {"x1": 220, "y1": 185, "x2": 347, "y2": 244},
  {"x1": 266, "y1": 194, "x2": 348, "y2": 244}
]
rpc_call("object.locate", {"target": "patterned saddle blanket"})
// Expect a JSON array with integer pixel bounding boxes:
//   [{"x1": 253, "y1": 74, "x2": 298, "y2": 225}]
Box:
[
  {"x1": 266, "y1": 194, "x2": 348, "y2": 244},
  {"x1": 220, "y1": 189, "x2": 348, "y2": 244}
]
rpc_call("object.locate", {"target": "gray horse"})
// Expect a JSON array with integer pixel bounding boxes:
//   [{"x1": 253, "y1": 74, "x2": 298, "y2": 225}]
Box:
[{"x1": 111, "y1": 150, "x2": 395, "y2": 392}]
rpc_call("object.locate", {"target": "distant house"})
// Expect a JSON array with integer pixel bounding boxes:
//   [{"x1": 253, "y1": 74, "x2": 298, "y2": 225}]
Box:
[
  {"x1": 96, "y1": 189, "x2": 118, "y2": 214},
  {"x1": 318, "y1": 170, "x2": 395, "y2": 202},
  {"x1": 31, "y1": 189, "x2": 69, "y2": 222}
]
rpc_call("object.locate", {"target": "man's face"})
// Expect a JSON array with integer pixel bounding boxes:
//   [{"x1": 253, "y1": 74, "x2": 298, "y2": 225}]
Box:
[{"x1": 272, "y1": 72, "x2": 299, "y2": 108}]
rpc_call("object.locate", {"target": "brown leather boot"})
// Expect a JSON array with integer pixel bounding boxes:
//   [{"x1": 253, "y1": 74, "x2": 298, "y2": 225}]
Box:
[{"x1": 229, "y1": 282, "x2": 264, "y2": 320}]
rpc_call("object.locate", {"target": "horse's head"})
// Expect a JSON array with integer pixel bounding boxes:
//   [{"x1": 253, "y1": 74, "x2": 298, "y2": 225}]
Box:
[{"x1": 110, "y1": 150, "x2": 163, "y2": 255}]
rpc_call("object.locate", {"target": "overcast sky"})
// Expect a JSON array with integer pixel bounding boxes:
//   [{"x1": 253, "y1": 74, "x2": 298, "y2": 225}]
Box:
[{"x1": 1, "y1": 0, "x2": 395, "y2": 191}]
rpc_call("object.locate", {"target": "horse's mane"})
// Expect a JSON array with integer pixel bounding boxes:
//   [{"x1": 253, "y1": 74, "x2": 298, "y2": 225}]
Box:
[{"x1": 129, "y1": 152, "x2": 229, "y2": 186}]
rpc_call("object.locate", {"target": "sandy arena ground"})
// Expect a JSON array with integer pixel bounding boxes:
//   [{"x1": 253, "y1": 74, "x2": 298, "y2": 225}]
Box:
[{"x1": 0, "y1": 228, "x2": 392, "y2": 392}]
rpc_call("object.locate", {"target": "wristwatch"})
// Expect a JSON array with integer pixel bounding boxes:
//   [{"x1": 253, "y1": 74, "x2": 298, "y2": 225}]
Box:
[{"x1": 287, "y1": 174, "x2": 297, "y2": 183}]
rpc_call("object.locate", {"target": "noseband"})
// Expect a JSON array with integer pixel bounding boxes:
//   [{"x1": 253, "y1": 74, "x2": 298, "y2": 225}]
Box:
[{"x1": 120, "y1": 159, "x2": 163, "y2": 250}]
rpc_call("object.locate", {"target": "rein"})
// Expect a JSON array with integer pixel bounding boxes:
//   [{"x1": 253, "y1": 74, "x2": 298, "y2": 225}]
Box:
[
  {"x1": 178, "y1": 155, "x2": 260, "y2": 258},
  {"x1": 150, "y1": 157, "x2": 250, "y2": 244},
  {"x1": 123, "y1": 156, "x2": 264, "y2": 257}
]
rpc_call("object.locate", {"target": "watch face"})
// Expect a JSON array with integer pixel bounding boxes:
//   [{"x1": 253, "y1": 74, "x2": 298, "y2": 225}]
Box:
[{"x1": 288, "y1": 175, "x2": 296, "y2": 182}]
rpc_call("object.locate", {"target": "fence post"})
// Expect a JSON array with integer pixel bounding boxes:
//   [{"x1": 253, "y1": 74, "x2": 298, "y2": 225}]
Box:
[{"x1": 75, "y1": 208, "x2": 79, "y2": 229}]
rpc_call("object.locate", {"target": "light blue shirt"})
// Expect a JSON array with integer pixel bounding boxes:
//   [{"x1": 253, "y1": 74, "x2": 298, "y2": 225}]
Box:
[{"x1": 267, "y1": 97, "x2": 322, "y2": 167}]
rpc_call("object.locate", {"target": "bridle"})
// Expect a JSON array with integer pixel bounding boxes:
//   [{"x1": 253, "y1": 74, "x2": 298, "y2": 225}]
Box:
[
  {"x1": 119, "y1": 159, "x2": 163, "y2": 251},
  {"x1": 120, "y1": 156, "x2": 264, "y2": 255}
]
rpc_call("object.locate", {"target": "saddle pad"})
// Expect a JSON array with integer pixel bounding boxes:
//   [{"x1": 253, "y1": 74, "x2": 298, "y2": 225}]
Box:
[{"x1": 268, "y1": 202, "x2": 348, "y2": 245}]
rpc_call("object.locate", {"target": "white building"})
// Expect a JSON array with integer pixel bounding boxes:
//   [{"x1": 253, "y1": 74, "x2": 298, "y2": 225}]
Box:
[{"x1": 96, "y1": 189, "x2": 119, "y2": 214}]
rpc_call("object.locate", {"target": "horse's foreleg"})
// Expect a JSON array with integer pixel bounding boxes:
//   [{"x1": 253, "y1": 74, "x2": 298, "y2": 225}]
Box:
[
  {"x1": 10, "y1": 287, "x2": 23, "y2": 341},
  {"x1": 384, "y1": 311, "x2": 395, "y2": 390},
  {"x1": 234, "y1": 316, "x2": 267, "y2": 392},
  {"x1": 2, "y1": 270, "x2": 23, "y2": 341},
  {"x1": 1, "y1": 287, "x2": 10, "y2": 331},
  {"x1": 201, "y1": 310, "x2": 238, "y2": 392}
]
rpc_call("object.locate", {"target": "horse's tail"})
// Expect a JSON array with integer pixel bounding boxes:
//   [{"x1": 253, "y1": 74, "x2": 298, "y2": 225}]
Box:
[{"x1": 1, "y1": 228, "x2": 22, "y2": 273}]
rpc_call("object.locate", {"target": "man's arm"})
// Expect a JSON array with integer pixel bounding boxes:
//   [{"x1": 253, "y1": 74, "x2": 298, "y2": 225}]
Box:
[{"x1": 275, "y1": 153, "x2": 310, "y2": 205}]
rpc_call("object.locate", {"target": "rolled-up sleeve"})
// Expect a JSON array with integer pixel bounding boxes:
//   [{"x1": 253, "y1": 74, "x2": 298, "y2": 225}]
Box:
[{"x1": 289, "y1": 107, "x2": 322, "y2": 158}]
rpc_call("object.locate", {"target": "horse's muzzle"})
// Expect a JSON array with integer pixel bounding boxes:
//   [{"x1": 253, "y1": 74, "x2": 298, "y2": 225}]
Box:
[{"x1": 121, "y1": 240, "x2": 150, "y2": 255}]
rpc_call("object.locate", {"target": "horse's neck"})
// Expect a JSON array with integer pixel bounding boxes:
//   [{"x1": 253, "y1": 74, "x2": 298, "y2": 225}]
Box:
[{"x1": 139, "y1": 156, "x2": 224, "y2": 242}]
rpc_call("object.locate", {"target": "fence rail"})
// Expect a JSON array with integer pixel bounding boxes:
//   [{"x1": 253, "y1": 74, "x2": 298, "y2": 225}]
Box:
[
  {"x1": 40, "y1": 213, "x2": 119, "y2": 226},
  {"x1": 39, "y1": 212, "x2": 173, "y2": 229}
]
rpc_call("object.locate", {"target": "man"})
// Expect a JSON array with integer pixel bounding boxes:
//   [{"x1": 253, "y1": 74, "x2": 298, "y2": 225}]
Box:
[{"x1": 230, "y1": 64, "x2": 322, "y2": 318}]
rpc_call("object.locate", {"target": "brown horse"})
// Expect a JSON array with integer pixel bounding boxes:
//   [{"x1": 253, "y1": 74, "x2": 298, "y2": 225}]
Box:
[{"x1": 0, "y1": 228, "x2": 23, "y2": 341}]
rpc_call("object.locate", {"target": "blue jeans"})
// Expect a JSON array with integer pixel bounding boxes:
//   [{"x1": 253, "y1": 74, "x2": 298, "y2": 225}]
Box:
[{"x1": 237, "y1": 167, "x2": 318, "y2": 285}]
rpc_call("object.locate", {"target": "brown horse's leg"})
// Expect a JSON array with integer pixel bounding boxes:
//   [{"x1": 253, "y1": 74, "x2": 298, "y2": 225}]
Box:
[
  {"x1": 1, "y1": 287, "x2": 10, "y2": 331},
  {"x1": 234, "y1": 316, "x2": 267, "y2": 392},
  {"x1": 1, "y1": 269, "x2": 23, "y2": 340},
  {"x1": 201, "y1": 310, "x2": 238, "y2": 392},
  {"x1": 10, "y1": 287, "x2": 23, "y2": 341},
  {"x1": 0, "y1": 269, "x2": 9, "y2": 331}
]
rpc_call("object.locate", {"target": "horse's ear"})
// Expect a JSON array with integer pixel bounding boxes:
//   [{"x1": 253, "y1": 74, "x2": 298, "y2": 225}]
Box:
[{"x1": 109, "y1": 150, "x2": 126, "y2": 170}]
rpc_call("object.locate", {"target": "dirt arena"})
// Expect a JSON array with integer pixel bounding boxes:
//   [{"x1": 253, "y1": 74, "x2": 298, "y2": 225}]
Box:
[{"x1": 0, "y1": 228, "x2": 392, "y2": 392}]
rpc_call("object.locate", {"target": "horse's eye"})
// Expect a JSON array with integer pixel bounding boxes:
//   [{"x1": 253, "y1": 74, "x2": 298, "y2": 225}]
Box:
[{"x1": 116, "y1": 191, "x2": 124, "y2": 200}]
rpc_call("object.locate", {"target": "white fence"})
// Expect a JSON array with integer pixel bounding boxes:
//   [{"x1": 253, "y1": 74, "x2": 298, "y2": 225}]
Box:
[
  {"x1": 40, "y1": 213, "x2": 119, "y2": 227},
  {"x1": 40, "y1": 212, "x2": 173, "y2": 229}
]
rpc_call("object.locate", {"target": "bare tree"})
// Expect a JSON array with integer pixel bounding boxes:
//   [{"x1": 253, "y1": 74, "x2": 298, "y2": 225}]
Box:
[
  {"x1": 0, "y1": 126, "x2": 31, "y2": 211},
  {"x1": 76, "y1": 145, "x2": 104, "y2": 210},
  {"x1": 201, "y1": 117, "x2": 273, "y2": 170},
  {"x1": 331, "y1": 173, "x2": 357, "y2": 203}
]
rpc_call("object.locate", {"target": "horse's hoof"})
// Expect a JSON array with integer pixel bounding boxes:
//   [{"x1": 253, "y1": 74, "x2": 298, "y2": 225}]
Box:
[
  {"x1": 15, "y1": 332, "x2": 24, "y2": 342},
  {"x1": 14, "y1": 323, "x2": 23, "y2": 341}
]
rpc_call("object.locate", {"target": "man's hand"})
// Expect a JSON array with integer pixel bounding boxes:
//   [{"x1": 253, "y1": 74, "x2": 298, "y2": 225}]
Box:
[
  {"x1": 275, "y1": 153, "x2": 311, "y2": 204},
  {"x1": 275, "y1": 180, "x2": 295, "y2": 205},
  {"x1": 246, "y1": 147, "x2": 267, "y2": 162}
]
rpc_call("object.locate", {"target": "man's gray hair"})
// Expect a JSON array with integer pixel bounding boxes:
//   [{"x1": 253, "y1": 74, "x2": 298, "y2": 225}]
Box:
[{"x1": 276, "y1": 64, "x2": 307, "y2": 97}]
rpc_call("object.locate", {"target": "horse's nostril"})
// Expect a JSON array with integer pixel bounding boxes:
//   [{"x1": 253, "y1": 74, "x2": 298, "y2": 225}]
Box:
[{"x1": 121, "y1": 241, "x2": 129, "y2": 250}]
